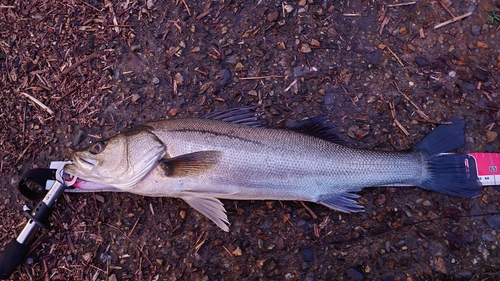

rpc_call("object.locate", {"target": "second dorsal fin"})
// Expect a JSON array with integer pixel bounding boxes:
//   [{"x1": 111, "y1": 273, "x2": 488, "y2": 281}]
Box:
[{"x1": 288, "y1": 116, "x2": 347, "y2": 145}]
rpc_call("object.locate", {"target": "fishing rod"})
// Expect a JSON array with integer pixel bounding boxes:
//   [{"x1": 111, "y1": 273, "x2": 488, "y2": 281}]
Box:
[{"x1": 0, "y1": 162, "x2": 76, "y2": 280}]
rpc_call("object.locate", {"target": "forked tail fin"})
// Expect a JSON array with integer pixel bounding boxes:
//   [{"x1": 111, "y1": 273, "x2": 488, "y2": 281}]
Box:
[{"x1": 413, "y1": 118, "x2": 482, "y2": 197}]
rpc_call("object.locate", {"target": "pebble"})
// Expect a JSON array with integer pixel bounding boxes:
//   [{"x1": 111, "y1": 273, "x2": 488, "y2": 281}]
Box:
[
  {"x1": 486, "y1": 214, "x2": 500, "y2": 228},
  {"x1": 346, "y1": 267, "x2": 364, "y2": 281},
  {"x1": 174, "y1": 72, "x2": 184, "y2": 85},
  {"x1": 72, "y1": 128, "x2": 87, "y2": 146},
  {"x1": 324, "y1": 93, "x2": 334, "y2": 105},
  {"x1": 485, "y1": 142, "x2": 496, "y2": 152},
  {"x1": 109, "y1": 274, "x2": 118, "y2": 281},
  {"x1": 234, "y1": 62, "x2": 245, "y2": 71},
  {"x1": 152, "y1": 77, "x2": 160, "y2": 85},
  {"x1": 302, "y1": 247, "x2": 314, "y2": 262},
  {"x1": 300, "y1": 43, "x2": 312, "y2": 53},
  {"x1": 294, "y1": 66, "x2": 310, "y2": 77},
  {"x1": 414, "y1": 56, "x2": 430, "y2": 67},
  {"x1": 471, "y1": 25, "x2": 481, "y2": 36},
  {"x1": 473, "y1": 69, "x2": 489, "y2": 82},
  {"x1": 481, "y1": 233, "x2": 496, "y2": 242},
  {"x1": 232, "y1": 246, "x2": 243, "y2": 256},
  {"x1": 486, "y1": 131, "x2": 498, "y2": 142},
  {"x1": 365, "y1": 50, "x2": 382, "y2": 65}
]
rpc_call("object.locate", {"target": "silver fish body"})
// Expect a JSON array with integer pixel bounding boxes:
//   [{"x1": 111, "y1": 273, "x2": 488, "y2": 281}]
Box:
[{"x1": 65, "y1": 112, "x2": 482, "y2": 231}]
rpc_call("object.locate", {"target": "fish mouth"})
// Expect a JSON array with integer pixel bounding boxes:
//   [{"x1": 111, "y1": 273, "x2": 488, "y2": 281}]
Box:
[{"x1": 66, "y1": 155, "x2": 98, "y2": 174}]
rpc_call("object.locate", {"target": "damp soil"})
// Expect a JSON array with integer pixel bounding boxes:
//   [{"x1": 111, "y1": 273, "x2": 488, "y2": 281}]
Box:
[{"x1": 1, "y1": 0, "x2": 500, "y2": 280}]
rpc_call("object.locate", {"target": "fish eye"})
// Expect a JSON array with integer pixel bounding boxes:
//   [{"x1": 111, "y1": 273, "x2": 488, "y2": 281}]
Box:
[{"x1": 89, "y1": 141, "x2": 106, "y2": 154}]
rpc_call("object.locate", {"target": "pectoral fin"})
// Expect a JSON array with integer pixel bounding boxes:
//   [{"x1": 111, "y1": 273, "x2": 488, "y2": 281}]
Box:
[
  {"x1": 161, "y1": 151, "x2": 222, "y2": 177},
  {"x1": 182, "y1": 196, "x2": 230, "y2": 232}
]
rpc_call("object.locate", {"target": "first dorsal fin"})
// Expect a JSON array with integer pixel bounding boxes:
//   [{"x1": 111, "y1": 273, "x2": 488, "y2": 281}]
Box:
[
  {"x1": 288, "y1": 116, "x2": 347, "y2": 145},
  {"x1": 201, "y1": 106, "x2": 264, "y2": 127}
]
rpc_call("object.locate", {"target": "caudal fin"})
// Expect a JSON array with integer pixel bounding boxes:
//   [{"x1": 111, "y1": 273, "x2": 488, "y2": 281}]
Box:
[{"x1": 413, "y1": 118, "x2": 482, "y2": 197}]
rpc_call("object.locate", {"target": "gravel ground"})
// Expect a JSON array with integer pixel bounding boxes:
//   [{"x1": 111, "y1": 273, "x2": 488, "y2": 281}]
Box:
[{"x1": 1, "y1": 0, "x2": 500, "y2": 280}]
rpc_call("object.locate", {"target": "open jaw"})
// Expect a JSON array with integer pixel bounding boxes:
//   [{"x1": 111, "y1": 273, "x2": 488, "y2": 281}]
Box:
[{"x1": 69, "y1": 178, "x2": 122, "y2": 192}]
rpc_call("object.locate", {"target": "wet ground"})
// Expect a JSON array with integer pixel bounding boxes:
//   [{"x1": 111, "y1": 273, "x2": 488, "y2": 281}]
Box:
[{"x1": 1, "y1": 0, "x2": 500, "y2": 280}]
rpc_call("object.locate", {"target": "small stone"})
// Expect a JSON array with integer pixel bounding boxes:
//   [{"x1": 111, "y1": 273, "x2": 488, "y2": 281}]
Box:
[
  {"x1": 265, "y1": 201, "x2": 275, "y2": 209},
  {"x1": 109, "y1": 274, "x2": 118, "y2": 281},
  {"x1": 376, "y1": 194, "x2": 386, "y2": 206},
  {"x1": 486, "y1": 131, "x2": 497, "y2": 142},
  {"x1": 476, "y1": 41, "x2": 488, "y2": 49},
  {"x1": 486, "y1": 214, "x2": 500, "y2": 228},
  {"x1": 294, "y1": 66, "x2": 310, "y2": 77},
  {"x1": 310, "y1": 38, "x2": 320, "y2": 47},
  {"x1": 346, "y1": 267, "x2": 364, "y2": 281},
  {"x1": 414, "y1": 56, "x2": 430, "y2": 67},
  {"x1": 300, "y1": 43, "x2": 312, "y2": 53},
  {"x1": 131, "y1": 93, "x2": 141, "y2": 103},
  {"x1": 169, "y1": 107, "x2": 178, "y2": 117},
  {"x1": 430, "y1": 256, "x2": 447, "y2": 274},
  {"x1": 82, "y1": 252, "x2": 93, "y2": 262},
  {"x1": 301, "y1": 247, "x2": 314, "y2": 262},
  {"x1": 146, "y1": 0, "x2": 154, "y2": 9},
  {"x1": 347, "y1": 125, "x2": 370, "y2": 139},
  {"x1": 234, "y1": 62, "x2": 245, "y2": 71},
  {"x1": 273, "y1": 236, "x2": 285, "y2": 250},
  {"x1": 174, "y1": 72, "x2": 184, "y2": 85},
  {"x1": 474, "y1": 69, "x2": 489, "y2": 82},
  {"x1": 365, "y1": 50, "x2": 382, "y2": 65},
  {"x1": 72, "y1": 128, "x2": 87, "y2": 146},
  {"x1": 277, "y1": 42, "x2": 286, "y2": 50},
  {"x1": 471, "y1": 25, "x2": 481, "y2": 36},
  {"x1": 422, "y1": 200, "x2": 432, "y2": 207},
  {"x1": 299, "y1": 0, "x2": 306, "y2": 6},
  {"x1": 152, "y1": 77, "x2": 160, "y2": 85},
  {"x1": 95, "y1": 194, "x2": 105, "y2": 203},
  {"x1": 267, "y1": 10, "x2": 279, "y2": 22},
  {"x1": 399, "y1": 27, "x2": 408, "y2": 35},
  {"x1": 179, "y1": 210, "x2": 186, "y2": 219},
  {"x1": 232, "y1": 246, "x2": 243, "y2": 256},
  {"x1": 130, "y1": 45, "x2": 141, "y2": 52}
]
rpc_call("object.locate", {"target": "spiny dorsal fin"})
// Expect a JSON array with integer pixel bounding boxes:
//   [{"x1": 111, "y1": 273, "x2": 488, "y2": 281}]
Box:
[
  {"x1": 201, "y1": 106, "x2": 264, "y2": 127},
  {"x1": 160, "y1": 151, "x2": 222, "y2": 177},
  {"x1": 288, "y1": 116, "x2": 347, "y2": 145}
]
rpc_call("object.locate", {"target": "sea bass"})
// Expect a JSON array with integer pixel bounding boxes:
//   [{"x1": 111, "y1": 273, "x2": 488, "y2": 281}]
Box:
[{"x1": 64, "y1": 108, "x2": 482, "y2": 231}]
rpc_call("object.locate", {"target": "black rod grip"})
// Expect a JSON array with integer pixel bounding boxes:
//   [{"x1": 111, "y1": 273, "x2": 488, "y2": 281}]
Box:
[{"x1": 0, "y1": 239, "x2": 31, "y2": 279}]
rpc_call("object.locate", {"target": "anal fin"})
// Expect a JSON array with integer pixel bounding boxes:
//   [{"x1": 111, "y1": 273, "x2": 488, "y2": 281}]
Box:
[
  {"x1": 182, "y1": 196, "x2": 230, "y2": 232},
  {"x1": 318, "y1": 193, "x2": 364, "y2": 213}
]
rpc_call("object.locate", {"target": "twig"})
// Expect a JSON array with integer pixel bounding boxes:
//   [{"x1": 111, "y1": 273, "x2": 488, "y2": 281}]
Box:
[
  {"x1": 379, "y1": 44, "x2": 404, "y2": 67},
  {"x1": 389, "y1": 101, "x2": 410, "y2": 136},
  {"x1": 0, "y1": 5, "x2": 16, "y2": 8},
  {"x1": 300, "y1": 201, "x2": 318, "y2": 220},
  {"x1": 181, "y1": 0, "x2": 191, "y2": 16},
  {"x1": 392, "y1": 82, "x2": 430, "y2": 122},
  {"x1": 238, "y1": 75, "x2": 284, "y2": 80},
  {"x1": 438, "y1": 0, "x2": 455, "y2": 17},
  {"x1": 21, "y1": 92, "x2": 54, "y2": 115},
  {"x1": 284, "y1": 79, "x2": 298, "y2": 92},
  {"x1": 105, "y1": 223, "x2": 152, "y2": 266},
  {"x1": 434, "y1": 12, "x2": 472, "y2": 29},
  {"x1": 343, "y1": 13, "x2": 361, "y2": 16},
  {"x1": 15, "y1": 141, "x2": 34, "y2": 165},
  {"x1": 386, "y1": 2, "x2": 416, "y2": 7},
  {"x1": 61, "y1": 53, "x2": 99, "y2": 75}
]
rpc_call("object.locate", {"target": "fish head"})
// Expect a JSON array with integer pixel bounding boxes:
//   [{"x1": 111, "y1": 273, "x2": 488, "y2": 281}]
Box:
[{"x1": 65, "y1": 126, "x2": 166, "y2": 190}]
